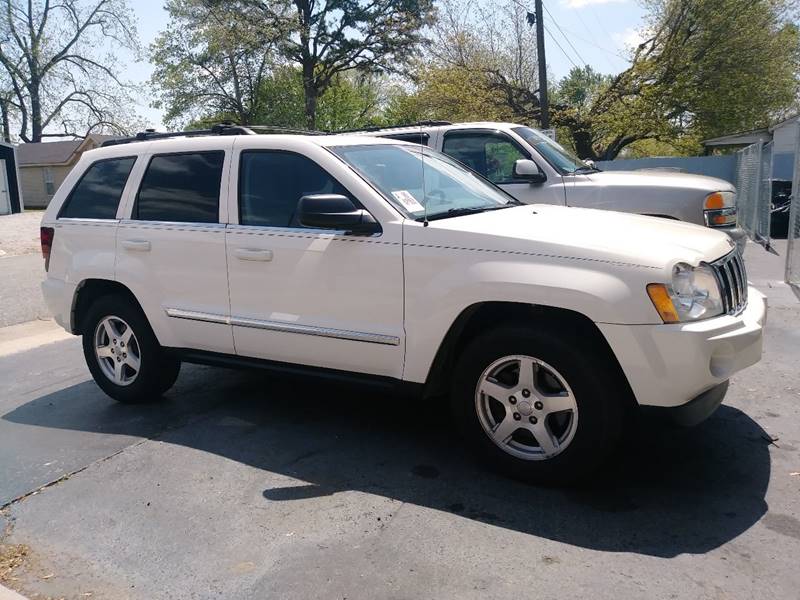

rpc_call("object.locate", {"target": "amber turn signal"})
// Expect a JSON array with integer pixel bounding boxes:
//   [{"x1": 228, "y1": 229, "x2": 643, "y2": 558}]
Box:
[
  {"x1": 646, "y1": 283, "x2": 680, "y2": 323},
  {"x1": 704, "y1": 192, "x2": 725, "y2": 210}
]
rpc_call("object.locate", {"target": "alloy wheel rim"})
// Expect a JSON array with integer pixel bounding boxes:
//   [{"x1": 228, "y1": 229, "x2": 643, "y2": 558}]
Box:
[
  {"x1": 94, "y1": 316, "x2": 141, "y2": 386},
  {"x1": 474, "y1": 355, "x2": 578, "y2": 461}
]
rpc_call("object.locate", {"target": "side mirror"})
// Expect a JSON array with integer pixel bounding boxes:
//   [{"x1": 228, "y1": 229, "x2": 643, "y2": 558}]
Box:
[
  {"x1": 298, "y1": 194, "x2": 380, "y2": 235},
  {"x1": 513, "y1": 159, "x2": 546, "y2": 184}
]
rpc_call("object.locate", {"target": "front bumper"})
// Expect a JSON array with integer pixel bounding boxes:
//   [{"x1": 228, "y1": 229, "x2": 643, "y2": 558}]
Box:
[{"x1": 598, "y1": 286, "x2": 766, "y2": 410}]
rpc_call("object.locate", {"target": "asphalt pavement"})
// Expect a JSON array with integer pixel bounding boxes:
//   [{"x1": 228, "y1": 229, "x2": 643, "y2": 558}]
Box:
[{"x1": 0, "y1": 242, "x2": 798, "y2": 600}]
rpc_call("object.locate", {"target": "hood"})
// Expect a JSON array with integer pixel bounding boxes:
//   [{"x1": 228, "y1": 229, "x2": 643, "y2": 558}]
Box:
[
  {"x1": 583, "y1": 169, "x2": 734, "y2": 193},
  {"x1": 425, "y1": 204, "x2": 735, "y2": 271}
]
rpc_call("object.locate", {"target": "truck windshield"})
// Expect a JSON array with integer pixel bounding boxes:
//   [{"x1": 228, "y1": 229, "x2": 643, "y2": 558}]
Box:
[
  {"x1": 512, "y1": 126, "x2": 597, "y2": 174},
  {"x1": 331, "y1": 144, "x2": 518, "y2": 221}
]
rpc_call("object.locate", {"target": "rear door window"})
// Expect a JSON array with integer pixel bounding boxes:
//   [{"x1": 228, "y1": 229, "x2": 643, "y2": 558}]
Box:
[
  {"x1": 58, "y1": 157, "x2": 136, "y2": 219},
  {"x1": 134, "y1": 151, "x2": 224, "y2": 223}
]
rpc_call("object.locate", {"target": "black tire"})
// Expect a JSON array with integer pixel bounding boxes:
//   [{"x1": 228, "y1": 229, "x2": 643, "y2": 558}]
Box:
[
  {"x1": 451, "y1": 324, "x2": 626, "y2": 485},
  {"x1": 81, "y1": 294, "x2": 181, "y2": 403}
]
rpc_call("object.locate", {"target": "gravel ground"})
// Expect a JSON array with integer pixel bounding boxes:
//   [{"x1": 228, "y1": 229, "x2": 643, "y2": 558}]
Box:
[{"x1": 0, "y1": 212, "x2": 44, "y2": 258}]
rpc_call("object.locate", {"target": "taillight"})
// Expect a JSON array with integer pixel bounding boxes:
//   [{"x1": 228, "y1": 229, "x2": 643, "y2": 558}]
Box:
[{"x1": 40, "y1": 226, "x2": 54, "y2": 271}]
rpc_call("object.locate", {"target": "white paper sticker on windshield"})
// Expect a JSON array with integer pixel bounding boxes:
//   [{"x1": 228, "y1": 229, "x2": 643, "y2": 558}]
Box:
[{"x1": 391, "y1": 190, "x2": 425, "y2": 212}]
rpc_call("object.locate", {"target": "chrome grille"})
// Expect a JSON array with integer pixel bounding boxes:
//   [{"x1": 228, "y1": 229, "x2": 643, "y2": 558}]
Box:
[{"x1": 711, "y1": 251, "x2": 748, "y2": 315}]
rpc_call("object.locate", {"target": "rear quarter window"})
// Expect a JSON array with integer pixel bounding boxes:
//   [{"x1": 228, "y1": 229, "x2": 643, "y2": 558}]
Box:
[{"x1": 58, "y1": 157, "x2": 137, "y2": 219}]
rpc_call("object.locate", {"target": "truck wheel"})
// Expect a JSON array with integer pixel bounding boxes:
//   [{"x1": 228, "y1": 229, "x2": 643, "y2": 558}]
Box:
[
  {"x1": 451, "y1": 325, "x2": 624, "y2": 484},
  {"x1": 81, "y1": 294, "x2": 181, "y2": 403}
]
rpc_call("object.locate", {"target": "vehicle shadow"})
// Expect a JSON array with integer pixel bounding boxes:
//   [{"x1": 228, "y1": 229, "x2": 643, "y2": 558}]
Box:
[{"x1": 2, "y1": 364, "x2": 771, "y2": 558}]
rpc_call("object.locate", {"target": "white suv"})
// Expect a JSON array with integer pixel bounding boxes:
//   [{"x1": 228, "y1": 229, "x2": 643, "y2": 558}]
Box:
[{"x1": 40, "y1": 127, "x2": 766, "y2": 483}]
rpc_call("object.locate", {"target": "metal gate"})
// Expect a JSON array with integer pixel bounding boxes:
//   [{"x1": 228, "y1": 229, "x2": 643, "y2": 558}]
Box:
[
  {"x1": 735, "y1": 141, "x2": 772, "y2": 249},
  {"x1": 786, "y1": 133, "x2": 800, "y2": 300}
]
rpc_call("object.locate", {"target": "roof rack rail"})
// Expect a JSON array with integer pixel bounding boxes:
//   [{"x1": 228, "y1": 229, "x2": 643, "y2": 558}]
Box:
[
  {"x1": 248, "y1": 125, "x2": 326, "y2": 135},
  {"x1": 101, "y1": 123, "x2": 256, "y2": 147},
  {"x1": 328, "y1": 120, "x2": 452, "y2": 135}
]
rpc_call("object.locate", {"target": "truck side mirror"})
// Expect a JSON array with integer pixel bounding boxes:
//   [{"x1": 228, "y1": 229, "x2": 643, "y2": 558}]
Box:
[
  {"x1": 298, "y1": 194, "x2": 380, "y2": 235},
  {"x1": 513, "y1": 159, "x2": 547, "y2": 184}
]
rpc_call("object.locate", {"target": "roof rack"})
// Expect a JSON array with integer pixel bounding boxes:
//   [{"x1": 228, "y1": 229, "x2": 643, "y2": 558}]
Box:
[
  {"x1": 328, "y1": 120, "x2": 452, "y2": 135},
  {"x1": 101, "y1": 123, "x2": 256, "y2": 147},
  {"x1": 100, "y1": 120, "x2": 451, "y2": 148},
  {"x1": 248, "y1": 125, "x2": 326, "y2": 136}
]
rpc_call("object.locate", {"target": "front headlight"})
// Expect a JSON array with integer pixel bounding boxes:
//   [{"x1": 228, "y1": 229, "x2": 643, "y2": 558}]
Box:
[
  {"x1": 704, "y1": 191, "x2": 737, "y2": 227},
  {"x1": 647, "y1": 262, "x2": 724, "y2": 323}
]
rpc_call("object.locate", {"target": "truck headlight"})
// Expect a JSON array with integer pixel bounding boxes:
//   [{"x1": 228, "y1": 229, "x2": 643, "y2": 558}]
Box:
[
  {"x1": 647, "y1": 263, "x2": 724, "y2": 323},
  {"x1": 704, "y1": 191, "x2": 737, "y2": 227}
]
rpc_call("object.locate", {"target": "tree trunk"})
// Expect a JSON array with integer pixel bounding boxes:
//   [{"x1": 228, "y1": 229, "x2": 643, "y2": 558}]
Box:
[
  {"x1": 303, "y1": 68, "x2": 318, "y2": 130},
  {"x1": 30, "y1": 80, "x2": 43, "y2": 142},
  {"x1": 0, "y1": 99, "x2": 10, "y2": 143}
]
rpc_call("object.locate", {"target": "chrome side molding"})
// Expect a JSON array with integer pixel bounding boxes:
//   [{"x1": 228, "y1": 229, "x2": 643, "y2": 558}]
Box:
[{"x1": 165, "y1": 308, "x2": 400, "y2": 346}]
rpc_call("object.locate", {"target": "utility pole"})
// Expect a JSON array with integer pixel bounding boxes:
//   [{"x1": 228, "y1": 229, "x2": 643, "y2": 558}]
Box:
[{"x1": 534, "y1": 0, "x2": 549, "y2": 129}]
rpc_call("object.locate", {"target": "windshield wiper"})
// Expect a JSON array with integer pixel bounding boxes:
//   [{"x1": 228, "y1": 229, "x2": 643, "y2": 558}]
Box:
[
  {"x1": 419, "y1": 204, "x2": 515, "y2": 222},
  {"x1": 572, "y1": 165, "x2": 601, "y2": 174}
]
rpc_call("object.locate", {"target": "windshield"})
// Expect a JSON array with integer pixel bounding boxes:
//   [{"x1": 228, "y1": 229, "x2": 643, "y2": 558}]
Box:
[
  {"x1": 512, "y1": 126, "x2": 596, "y2": 174},
  {"x1": 331, "y1": 144, "x2": 517, "y2": 220}
]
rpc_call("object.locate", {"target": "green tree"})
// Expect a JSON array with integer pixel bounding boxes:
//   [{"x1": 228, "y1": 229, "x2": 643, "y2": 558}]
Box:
[
  {"x1": 216, "y1": 0, "x2": 435, "y2": 129},
  {"x1": 156, "y1": 0, "x2": 434, "y2": 130},
  {"x1": 150, "y1": 0, "x2": 287, "y2": 128},
  {"x1": 184, "y1": 67, "x2": 388, "y2": 132},
  {"x1": 552, "y1": 67, "x2": 610, "y2": 115},
  {"x1": 553, "y1": 0, "x2": 800, "y2": 159}
]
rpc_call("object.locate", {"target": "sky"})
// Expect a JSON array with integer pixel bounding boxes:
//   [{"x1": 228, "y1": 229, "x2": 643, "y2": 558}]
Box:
[{"x1": 125, "y1": 0, "x2": 646, "y2": 129}]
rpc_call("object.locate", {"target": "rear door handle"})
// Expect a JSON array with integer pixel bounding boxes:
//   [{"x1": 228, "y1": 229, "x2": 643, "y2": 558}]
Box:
[
  {"x1": 121, "y1": 239, "x2": 151, "y2": 252},
  {"x1": 234, "y1": 248, "x2": 273, "y2": 262}
]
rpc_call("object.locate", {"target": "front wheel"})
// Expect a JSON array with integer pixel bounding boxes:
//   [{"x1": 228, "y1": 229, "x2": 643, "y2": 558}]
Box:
[
  {"x1": 451, "y1": 325, "x2": 625, "y2": 484},
  {"x1": 82, "y1": 295, "x2": 180, "y2": 403}
]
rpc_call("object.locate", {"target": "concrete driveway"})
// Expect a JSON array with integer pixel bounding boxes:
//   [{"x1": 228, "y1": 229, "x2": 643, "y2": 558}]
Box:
[
  {"x1": 0, "y1": 242, "x2": 798, "y2": 599},
  {"x1": 0, "y1": 211, "x2": 49, "y2": 327}
]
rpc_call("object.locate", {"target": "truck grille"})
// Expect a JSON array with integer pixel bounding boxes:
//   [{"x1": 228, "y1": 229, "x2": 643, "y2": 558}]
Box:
[{"x1": 711, "y1": 251, "x2": 748, "y2": 315}]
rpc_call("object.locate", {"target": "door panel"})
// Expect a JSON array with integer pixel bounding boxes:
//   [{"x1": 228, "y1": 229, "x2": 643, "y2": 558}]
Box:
[
  {"x1": 226, "y1": 226, "x2": 404, "y2": 376},
  {"x1": 226, "y1": 148, "x2": 404, "y2": 378},
  {"x1": 116, "y1": 143, "x2": 234, "y2": 354},
  {"x1": 116, "y1": 221, "x2": 233, "y2": 353}
]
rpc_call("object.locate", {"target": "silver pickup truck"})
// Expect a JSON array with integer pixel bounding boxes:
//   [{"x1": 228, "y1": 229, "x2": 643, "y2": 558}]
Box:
[{"x1": 358, "y1": 121, "x2": 745, "y2": 250}]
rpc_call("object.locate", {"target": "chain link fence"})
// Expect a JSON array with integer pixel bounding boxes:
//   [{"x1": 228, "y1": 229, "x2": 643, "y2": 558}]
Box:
[
  {"x1": 786, "y1": 134, "x2": 800, "y2": 300},
  {"x1": 735, "y1": 141, "x2": 772, "y2": 248}
]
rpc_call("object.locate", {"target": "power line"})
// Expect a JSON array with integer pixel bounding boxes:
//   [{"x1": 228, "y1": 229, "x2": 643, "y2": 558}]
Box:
[
  {"x1": 555, "y1": 24, "x2": 629, "y2": 61},
  {"x1": 541, "y1": 1, "x2": 589, "y2": 68},
  {"x1": 543, "y1": 23, "x2": 581, "y2": 70},
  {"x1": 570, "y1": 7, "x2": 620, "y2": 70}
]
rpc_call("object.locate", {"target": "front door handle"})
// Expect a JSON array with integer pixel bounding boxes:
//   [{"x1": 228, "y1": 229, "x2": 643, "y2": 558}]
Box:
[
  {"x1": 234, "y1": 248, "x2": 273, "y2": 262},
  {"x1": 121, "y1": 239, "x2": 151, "y2": 252}
]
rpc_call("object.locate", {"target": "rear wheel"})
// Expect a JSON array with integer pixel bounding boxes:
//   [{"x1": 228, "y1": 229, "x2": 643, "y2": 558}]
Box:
[
  {"x1": 82, "y1": 295, "x2": 180, "y2": 403},
  {"x1": 451, "y1": 325, "x2": 625, "y2": 484}
]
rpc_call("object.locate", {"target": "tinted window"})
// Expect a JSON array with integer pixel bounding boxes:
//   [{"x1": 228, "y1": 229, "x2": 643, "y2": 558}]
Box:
[
  {"x1": 442, "y1": 132, "x2": 528, "y2": 184},
  {"x1": 239, "y1": 151, "x2": 353, "y2": 227},
  {"x1": 135, "y1": 152, "x2": 224, "y2": 223},
  {"x1": 59, "y1": 157, "x2": 136, "y2": 219}
]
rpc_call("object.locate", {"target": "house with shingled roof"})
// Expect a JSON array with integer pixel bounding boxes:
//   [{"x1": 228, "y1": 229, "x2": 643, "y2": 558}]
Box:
[{"x1": 16, "y1": 134, "x2": 118, "y2": 208}]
